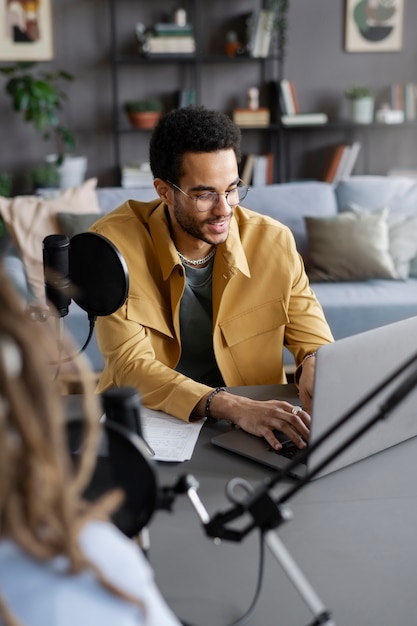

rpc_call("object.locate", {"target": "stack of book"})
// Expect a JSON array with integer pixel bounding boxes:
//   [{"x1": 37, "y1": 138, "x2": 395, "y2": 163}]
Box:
[
  {"x1": 121, "y1": 162, "x2": 154, "y2": 188},
  {"x1": 278, "y1": 78, "x2": 328, "y2": 126},
  {"x1": 142, "y1": 22, "x2": 196, "y2": 56},
  {"x1": 320, "y1": 142, "x2": 361, "y2": 184},
  {"x1": 232, "y1": 107, "x2": 270, "y2": 127}
]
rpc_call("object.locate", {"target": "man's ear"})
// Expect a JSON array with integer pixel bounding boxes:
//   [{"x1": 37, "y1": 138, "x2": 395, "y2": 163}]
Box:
[{"x1": 154, "y1": 178, "x2": 172, "y2": 202}]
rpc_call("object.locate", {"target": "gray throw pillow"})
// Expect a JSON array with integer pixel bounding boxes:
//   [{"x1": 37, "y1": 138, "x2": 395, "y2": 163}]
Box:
[
  {"x1": 57, "y1": 212, "x2": 100, "y2": 238},
  {"x1": 344, "y1": 203, "x2": 417, "y2": 280},
  {"x1": 305, "y1": 208, "x2": 398, "y2": 282}
]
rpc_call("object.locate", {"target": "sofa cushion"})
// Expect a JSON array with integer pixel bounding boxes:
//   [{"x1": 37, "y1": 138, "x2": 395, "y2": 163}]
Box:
[
  {"x1": 336, "y1": 176, "x2": 417, "y2": 216},
  {"x1": 0, "y1": 178, "x2": 101, "y2": 299},
  {"x1": 243, "y1": 181, "x2": 338, "y2": 258},
  {"x1": 305, "y1": 209, "x2": 398, "y2": 281},
  {"x1": 312, "y1": 279, "x2": 417, "y2": 340}
]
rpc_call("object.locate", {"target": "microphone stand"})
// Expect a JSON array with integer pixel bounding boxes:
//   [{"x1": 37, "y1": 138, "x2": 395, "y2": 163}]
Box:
[{"x1": 167, "y1": 352, "x2": 417, "y2": 626}]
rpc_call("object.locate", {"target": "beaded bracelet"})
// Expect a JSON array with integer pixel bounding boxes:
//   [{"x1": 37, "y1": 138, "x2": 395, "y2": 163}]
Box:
[
  {"x1": 301, "y1": 352, "x2": 317, "y2": 367},
  {"x1": 205, "y1": 386, "x2": 226, "y2": 418},
  {"x1": 295, "y1": 352, "x2": 317, "y2": 385}
]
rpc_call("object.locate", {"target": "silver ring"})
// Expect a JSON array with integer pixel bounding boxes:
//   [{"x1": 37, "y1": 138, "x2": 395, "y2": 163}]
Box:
[{"x1": 291, "y1": 406, "x2": 302, "y2": 415}]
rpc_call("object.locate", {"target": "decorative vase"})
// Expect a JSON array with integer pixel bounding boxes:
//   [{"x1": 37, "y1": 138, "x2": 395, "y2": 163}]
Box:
[
  {"x1": 46, "y1": 154, "x2": 88, "y2": 189},
  {"x1": 350, "y1": 97, "x2": 374, "y2": 124},
  {"x1": 127, "y1": 111, "x2": 161, "y2": 129}
]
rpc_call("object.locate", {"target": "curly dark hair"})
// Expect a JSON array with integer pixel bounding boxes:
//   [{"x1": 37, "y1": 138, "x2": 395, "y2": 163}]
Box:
[{"x1": 149, "y1": 105, "x2": 242, "y2": 184}]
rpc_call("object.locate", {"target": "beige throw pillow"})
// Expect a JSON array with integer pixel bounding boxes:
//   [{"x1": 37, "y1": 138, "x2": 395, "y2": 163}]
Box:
[
  {"x1": 0, "y1": 178, "x2": 100, "y2": 299},
  {"x1": 305, "y1": 208, "x2": 398, "y2": 282}
]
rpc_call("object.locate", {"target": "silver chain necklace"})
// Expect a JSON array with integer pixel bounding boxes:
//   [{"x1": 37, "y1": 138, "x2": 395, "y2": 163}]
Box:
[{"x1": 177, "y1": 247, "x2": 216, "y2": 267}]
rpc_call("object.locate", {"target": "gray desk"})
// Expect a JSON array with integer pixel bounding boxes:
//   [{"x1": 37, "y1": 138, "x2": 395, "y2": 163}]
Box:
[{"x1": 66, "y1": 387, "x2": 417, "y2": 626}]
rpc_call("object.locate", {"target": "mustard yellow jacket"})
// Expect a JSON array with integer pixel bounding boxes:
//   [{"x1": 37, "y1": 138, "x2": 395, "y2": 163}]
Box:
[{"x1": 91, "y1": 199, "x2": 333, "y2": 421}]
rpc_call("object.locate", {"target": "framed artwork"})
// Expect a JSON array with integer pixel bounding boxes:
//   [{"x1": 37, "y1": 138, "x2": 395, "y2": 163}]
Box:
[
  {"x1": 345, "y1": 0, "x2": 404, "y2": 52},
  {"x1": 0, "y1": 0, "x2": 54, "y2": 61}
]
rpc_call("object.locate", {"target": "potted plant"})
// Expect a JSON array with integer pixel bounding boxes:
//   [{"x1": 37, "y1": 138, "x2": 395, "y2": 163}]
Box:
[
  {"x1": 0, "y1": 62, "x2": 87, "y2": 188},
  {"x1": 344, "y1": 85, "x2": 374, "y2": 124},
  {"x1": 124, "y1": 99, "x2": 163, "y2": 129}
]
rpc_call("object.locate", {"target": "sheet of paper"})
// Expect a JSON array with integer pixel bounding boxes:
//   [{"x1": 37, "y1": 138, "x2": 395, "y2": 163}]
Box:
[{"x1": 140, "y1": 406, "x2": 205, "y2": 462}]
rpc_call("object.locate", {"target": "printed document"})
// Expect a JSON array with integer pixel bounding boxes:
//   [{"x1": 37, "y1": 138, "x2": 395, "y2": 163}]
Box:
[{"x1": 141, "y1": 406, "x2": 205, "y2": 462}]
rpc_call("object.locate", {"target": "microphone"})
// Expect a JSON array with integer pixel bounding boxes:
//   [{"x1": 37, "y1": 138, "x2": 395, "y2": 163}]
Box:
[
  {"x1": 42, "y1": 234, "x2": 71, "y2": 317},
  {"x1": 102, "y1": 387, "x2": 155, "y2": 458},
  {"x1": 67, "y1": 387, "x2": 158, "y2": 539},
  {"x1": 69, "y1": 232, "x2": 129, "y2": 318},
  {"x1": 102, "y1": 386, "x2": 143, "y2": 441},
  {"x1": 66, "y1": 387, "x2": 194, "y2": 537},
  {"x1": 40, "y1": 231, "x2": 129, "y2": 357}
]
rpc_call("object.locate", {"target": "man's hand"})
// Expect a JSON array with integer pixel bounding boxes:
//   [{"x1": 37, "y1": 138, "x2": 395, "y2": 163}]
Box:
[{"x1": 196, "y1": 391, "x2": 310, "y2": 451}]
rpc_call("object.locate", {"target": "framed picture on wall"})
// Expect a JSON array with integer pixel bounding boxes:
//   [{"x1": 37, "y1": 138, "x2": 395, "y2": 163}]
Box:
[
  {"x1": 345, "y1": 0, "x2": 404, "y2": 52},
  {"x1": 0, "y1": 0, "x2": 54, "y2": 61}
]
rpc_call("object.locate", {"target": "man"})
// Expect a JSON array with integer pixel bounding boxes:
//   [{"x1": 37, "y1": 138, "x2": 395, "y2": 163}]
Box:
[{"x1": 91, "y1": 106, "x2": 334, "y2": 452}]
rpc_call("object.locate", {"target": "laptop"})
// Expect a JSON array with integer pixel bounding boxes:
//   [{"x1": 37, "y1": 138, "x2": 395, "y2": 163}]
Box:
[{"x1": 211, "y1": 315, "x2": 417, "y2": 479}]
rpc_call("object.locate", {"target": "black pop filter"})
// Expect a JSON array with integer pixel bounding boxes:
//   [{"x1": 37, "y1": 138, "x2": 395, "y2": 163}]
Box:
[
  {"x1": 69, "y1": 232, "x2": 129, "y2": 317},
  {"x1": 67, "y1": 418, "x2": 158, "y2": 538}
]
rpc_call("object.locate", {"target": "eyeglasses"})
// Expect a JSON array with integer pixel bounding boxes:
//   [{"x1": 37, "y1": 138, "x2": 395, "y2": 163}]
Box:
[{"x1": 167, "y1": 179, "x2": 250, "y2": 212}]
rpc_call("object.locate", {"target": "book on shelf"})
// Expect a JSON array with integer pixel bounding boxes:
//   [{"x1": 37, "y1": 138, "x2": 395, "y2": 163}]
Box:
[
  {"x1": 247, "y1": 9, "x2": 275, "y2": 58},
  {"x1": 232, "y1": 107, "x2": 270, "y2": 127},
  {"x1": 390, "y1": 83, "x2": 417, "y2": 121},
  {"x1": 276, "y1": 79, "x2": 327, "y2": 125},
  {"x1": 320, "y1": 141, "x2": 361, "y2": 184},
  {"x1": 152, "y1": 23, "x2": 194, "y2": 37},
  {"x1": 252, "y1": 153, "x2": 274, "y2": 186},
  {"x1": 320, "y1": 144, "x2": 347, "y2": 183},
  {"x1": 241, "y1": 154, "x2": 255, "y2": 184},
  {"x1": 143, "y1": 35, "x2": 196, "y2": 54},
  {"x1": 177, "y1": 88, "x2": 196, "y2": 108},
  {"x1": 340, "y1": 141, "x2": 361, "y2": 179},
  {"x1": 240, "y1": 153, "x2": 274, "y2": 185},
  {"x1": 281, "y1": 112, "x2": 328, "y2": 126},
  {"x1": 279, "y1": 79, "x2": 299, "y2": 115}
]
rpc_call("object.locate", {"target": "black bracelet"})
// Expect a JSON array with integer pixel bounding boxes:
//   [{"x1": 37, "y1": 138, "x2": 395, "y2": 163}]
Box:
[{"x1": 205, "y1": 386, "x2": 226, "y2": 418}]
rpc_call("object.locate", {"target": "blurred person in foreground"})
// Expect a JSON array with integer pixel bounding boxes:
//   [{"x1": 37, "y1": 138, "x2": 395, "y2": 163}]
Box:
[
  {"x1": 0, "y1": 262, "x2": 182, "y2": 626},
  {"x1": 91, "y1": 106, "x2": 334, "y2": 452}
]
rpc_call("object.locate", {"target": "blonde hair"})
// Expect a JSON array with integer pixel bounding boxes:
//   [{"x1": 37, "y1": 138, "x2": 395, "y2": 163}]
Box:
[{"x1": 0, "y1": 263, "x2": 143, "y2": 624}]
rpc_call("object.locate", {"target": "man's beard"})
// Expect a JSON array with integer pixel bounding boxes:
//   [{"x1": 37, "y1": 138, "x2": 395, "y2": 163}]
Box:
[{"x1": 173, "y1": 197, "x2": 230, "y2": 245}]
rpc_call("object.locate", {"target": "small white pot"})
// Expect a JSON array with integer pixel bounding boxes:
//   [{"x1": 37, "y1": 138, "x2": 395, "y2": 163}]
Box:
[
  {"x1": 46, "y1": 154, "x2": 88, "y2": 189},
  {"x1": 350, "y1": 97, "x2": 374, "y2": 124}
]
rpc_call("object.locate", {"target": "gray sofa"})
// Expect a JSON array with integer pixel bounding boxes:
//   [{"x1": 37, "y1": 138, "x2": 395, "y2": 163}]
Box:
[{"x1": 4, "y1": 176, "x2": 417, "y2": 372}]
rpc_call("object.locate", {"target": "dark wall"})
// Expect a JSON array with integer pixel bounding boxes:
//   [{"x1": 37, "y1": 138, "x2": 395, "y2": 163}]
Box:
[{"x1": 1, "y1": 0, "x2": 416, "y2": 192}]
